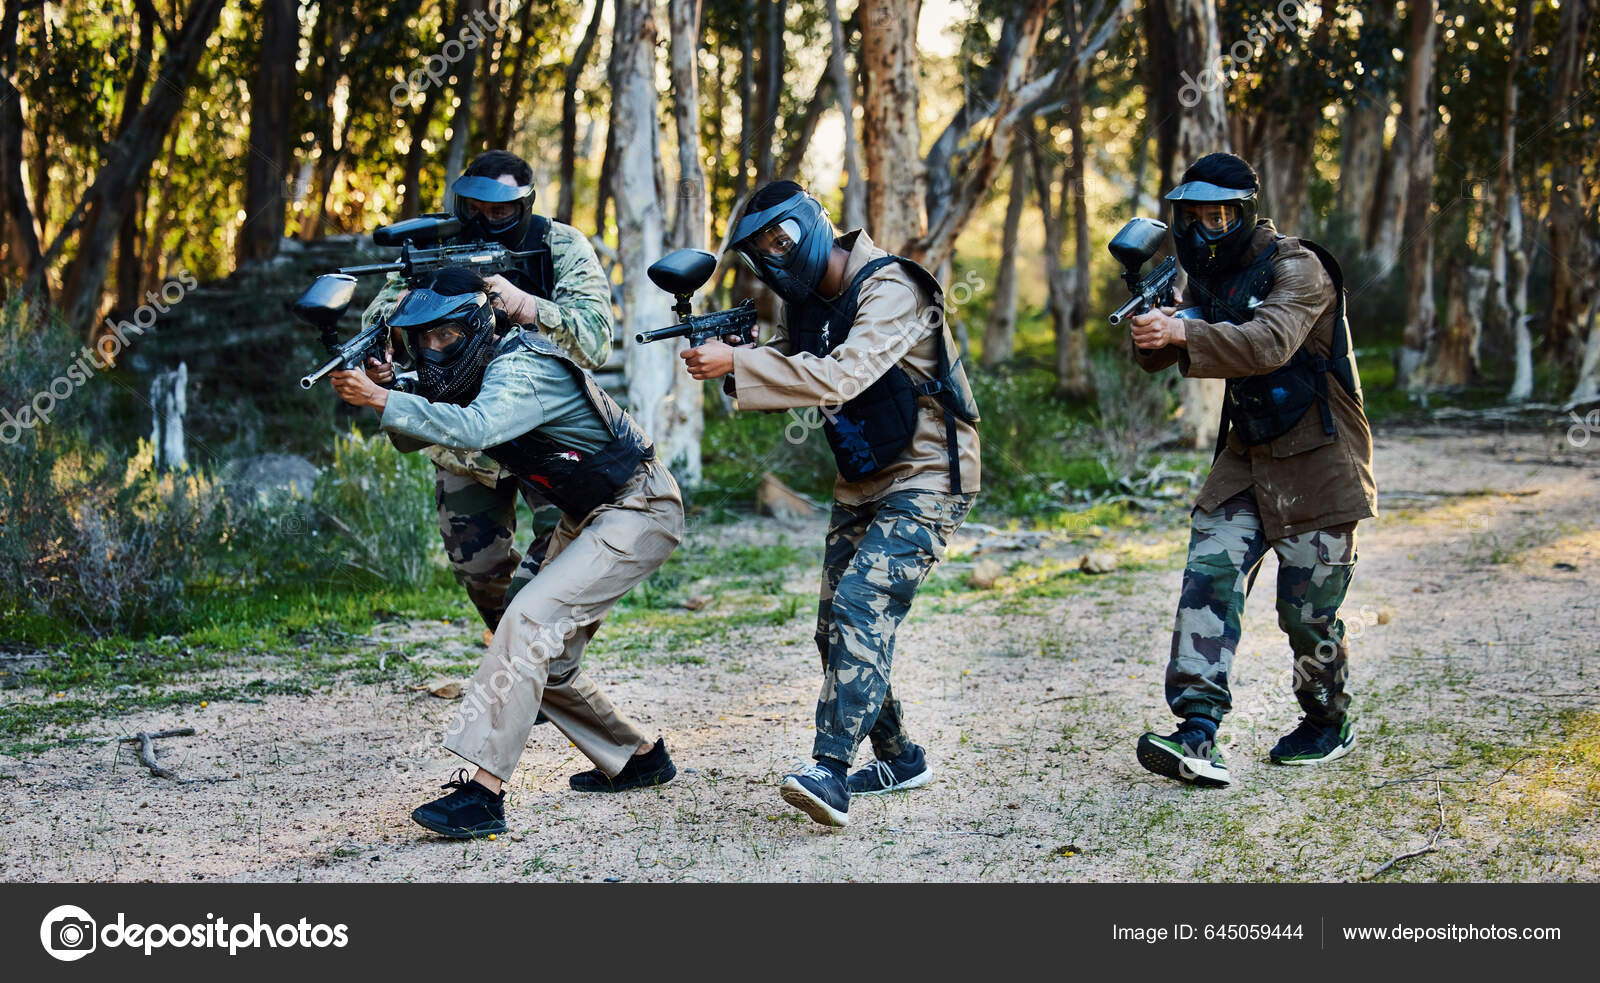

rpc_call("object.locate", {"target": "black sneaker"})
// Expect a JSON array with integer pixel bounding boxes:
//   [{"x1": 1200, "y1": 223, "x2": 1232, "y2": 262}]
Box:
[
  {"x1": 1136, "y1": 725, "x2": 1231, "y2": 787},
  {"x1": 410, "y1": 769, "x2": 508, "y2": 839},
  {"x1": 1270, "y1": 716, "x2": 1355, "y2": 765},
  {"x1": 779, "y1": 762, "x2": 850, "y2": 827},
  {"x1": 847, "y1": 744, "x2": 933, "y2": 795},
  {"x1": 569, "y1": 738, "x2": 678, "y2": 792}
]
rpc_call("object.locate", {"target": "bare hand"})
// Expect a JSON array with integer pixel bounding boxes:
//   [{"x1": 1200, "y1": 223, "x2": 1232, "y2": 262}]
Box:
[
  {"x1": 681, "y1": 340, "x2": 735, "y2": 380},
  {"x1": 330, "y1": 369, "x2": 389, "y2": 411},
  {"x1": 1129, "y1": 306, "x2": 1186, "y2": 349},
  {"x1": 364, "y1": 356, "x2": 396, "y2": 386}
]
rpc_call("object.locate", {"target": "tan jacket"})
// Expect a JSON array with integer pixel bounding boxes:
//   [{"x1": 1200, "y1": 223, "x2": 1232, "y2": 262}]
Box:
[
  {"x1": 1134, "y1": 226, "x2": 1377, "y2": 539},
  {"x1": 729, "y1": 230, "x2": 981, "y2": 506}
]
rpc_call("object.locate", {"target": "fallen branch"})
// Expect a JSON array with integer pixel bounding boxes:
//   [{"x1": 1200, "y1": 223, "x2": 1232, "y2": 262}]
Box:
[
  {"x1": 1361, "y1": 778, "x2": 1446, "y2": 881},
  {"x1": 136, "y1": 731, "x2": 182, "y2": 780}
]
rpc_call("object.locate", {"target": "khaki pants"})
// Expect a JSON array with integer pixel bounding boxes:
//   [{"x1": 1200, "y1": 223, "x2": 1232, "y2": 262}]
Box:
[{"x1": 442, "y1": 458, "x2": 684, "y2": 781}]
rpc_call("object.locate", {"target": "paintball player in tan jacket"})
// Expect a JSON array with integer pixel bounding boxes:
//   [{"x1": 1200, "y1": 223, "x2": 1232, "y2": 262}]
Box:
[
  {"x1": 681, "y1": 181, "x2": 981, "y2": 827},
  {"x1": 1126, "y1": 153, "x2": 1377, "y2": 788}
]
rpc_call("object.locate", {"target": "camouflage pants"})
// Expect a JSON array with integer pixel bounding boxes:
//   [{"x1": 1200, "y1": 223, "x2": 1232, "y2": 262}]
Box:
[
  {"x1": 812, "y1": 488, "x2": 974, "y2": 765},
  {"x1": 1166, "y1": 489, "x2": 1358, "y2": 727},
  {"x1": 435, "y1": 467, "x2": 561, "y2": 630}
]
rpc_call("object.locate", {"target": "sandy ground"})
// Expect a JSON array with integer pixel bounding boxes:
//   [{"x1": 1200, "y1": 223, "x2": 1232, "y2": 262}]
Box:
[{"x1": 2, "y1": 426, "x2": 1597, "y2": 882}]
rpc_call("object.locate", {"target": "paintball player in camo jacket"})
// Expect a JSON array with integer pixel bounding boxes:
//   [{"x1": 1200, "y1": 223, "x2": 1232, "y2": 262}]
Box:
[
  {"x1": 361, "y1": 150, "x2": 615, "y2": 639},
  {"x1": 1127, "y1": 153, "x2": 1377, "y2": 788}
]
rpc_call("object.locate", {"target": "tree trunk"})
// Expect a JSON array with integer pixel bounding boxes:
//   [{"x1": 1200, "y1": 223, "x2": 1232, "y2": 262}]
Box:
[
  {"x1": 0, "y1": 0, "x2": 44, "y2": 286},
  {"x1": 1336, "y1": 100, "x2": 1387, "y2": 235},
  {"x1": 1395, "y1": 0, "x2": 1439, "y2": 392},
  {"x1": 1360, "y1": 0, "x2": 1404, "y2": 264},
  {"x1": 859, "y1": 0, "x2": 925, "y2": 253},
  {"x1": 1486, "y1": 0, "x2": 1534, "y2": 402},
  {"x1": 238, "y1": 0, "x2": 298, "y2": 267},
  {"x1": 558, "y1": 0, "x2": 606, "y2": 226},
  {"x1": 442, "y1": 0, "x2": 485, "y2": 216},
  {"x1": 1162, "y1": 0, "x2": 1228, "y2": 449},
  {"x1": 668, "y1": 0, "x2": 708, "y2": 250},
  {"x1": 1548, "y1": 0, "x2": 1597, "y2": 373},
  {"x1": 982, "y1": 150, "x2": 1027, "y2": 368},
  {"x1": 826, "y1": 0, "x2": 866, "y2": 231},
  {"x1": 1062, "y1": 2, "x2": 1092, "y2": 400},
  {"x1": 400, "y1": 72, "x2": 445, "y2": 219},
  {"x1": 32, "y1": 0, "x2": 224, "y2": 338},
  {"x1": 611, "y1": 0, "x2": 702, "y2": 483},
  {"x1": 496, "y1": 0, "x2": 537, "y2": 147},
  {"x1": 753, "y1": 0, "x2": 786, "y2": 186}
]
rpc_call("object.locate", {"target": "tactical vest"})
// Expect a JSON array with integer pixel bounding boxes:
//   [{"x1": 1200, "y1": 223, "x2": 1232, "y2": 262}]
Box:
[
  {"x1": 480, "y1": 330, "x2": 654, "y2": 521},
  {"x1": 475, "y1": 214, "x2": 556, "y2": 302},
  {"x1": 789, "y1": 256, "x2": 980, "y2": 493},
  {"x1": 1188, "y1": 237, "x2": 1360, "y2": 454}
]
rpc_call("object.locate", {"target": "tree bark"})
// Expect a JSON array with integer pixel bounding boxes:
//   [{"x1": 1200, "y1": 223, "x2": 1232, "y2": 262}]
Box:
[
  {"x1": 826, "y1": 0, "x2": 866, "y2": 231},
  {"x1": 1362, "y1": 0, "x2": 1405, "y2": 266},
  {"x1": 611, "y1": 0, "x2": 702, "y2": 482},
  {"x1": 982, "y1": 150, "x2": 1027, "y2": 368},
  {"x1": 859, "y1": 0, "x2": 925, "y2": 253},
  {"x1": 496, "y1": 0, "x2": 537, "y2": 147},
  {"x1": 753, "y1": 0, "x2": 786, "y2": 186},
  {"x1": 30, "y1": 0, "x2": 224, "y2": 337},
  {"x1": 558, "y1": 0, "x2": 606, "y2": 226},
  {"x1": 237, "y1": 0, "x2": 298, "y2": 267},
  {"x1": 1062, "y1": 0, "x2": 1092, "y2": 399},
  {"x1": 668, "y1": 0, "x2": 708, "y2": 250},
  {"x1": 1395, "y1": 0, "x2": 1439, "y2": 392}
]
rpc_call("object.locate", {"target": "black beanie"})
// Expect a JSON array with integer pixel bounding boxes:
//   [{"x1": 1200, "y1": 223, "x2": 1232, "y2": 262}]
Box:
[{"x1": 1180, "y1": 152, "x2": 1259, "y2": 193}]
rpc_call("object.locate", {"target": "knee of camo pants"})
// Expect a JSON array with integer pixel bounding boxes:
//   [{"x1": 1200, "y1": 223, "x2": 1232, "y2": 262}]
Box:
[
  {"x1": 1274, "y1": 526, "x2": 1357, "y2": 724},
  {"x1": 435, "y1": 471, "x2": 521, "y2": 628}
]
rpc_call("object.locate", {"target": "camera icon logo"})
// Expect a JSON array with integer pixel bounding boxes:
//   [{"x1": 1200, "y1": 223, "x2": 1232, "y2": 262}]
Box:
[{"x1": 40, "y1": 904, "x2": 97, "y2": 961}]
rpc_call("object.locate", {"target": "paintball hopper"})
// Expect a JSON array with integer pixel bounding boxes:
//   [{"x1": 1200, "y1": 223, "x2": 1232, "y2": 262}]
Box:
[
  {"x1": 648, "y1": 248, "x2": 718, "y2": 297},
  {"x1": 291, "y1": 273, "x2": 357, "y2": 330},
  {"x1": 372, "y1": 213, "x2": 461, "y2": 248},
  {"x1": 1108, "y1": 217, "x2": 1169, "y2": 271}
]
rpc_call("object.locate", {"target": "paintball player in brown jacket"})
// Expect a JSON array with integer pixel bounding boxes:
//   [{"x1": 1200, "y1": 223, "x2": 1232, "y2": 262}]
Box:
[
  {"x1": 681, "y1": 181, "x2": 981, "y2": 827},
  {"x1": 1126, "y1": 153, "x2": 1377, "y2": 787}
]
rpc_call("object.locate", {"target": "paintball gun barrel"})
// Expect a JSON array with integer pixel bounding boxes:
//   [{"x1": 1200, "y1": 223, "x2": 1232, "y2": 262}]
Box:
[{"x1": 636, "y1": 248, "x2": 760, "y2": 347}]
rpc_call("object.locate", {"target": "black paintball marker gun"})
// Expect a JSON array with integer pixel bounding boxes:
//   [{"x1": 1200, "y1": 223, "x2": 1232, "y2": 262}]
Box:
[
  {"x1": 636, "y1": 248, "x2": 759, "y2": 347},
  {"x1": 338, "y1": 213, "x2": 540, "y2": 286},
  {"x1": 1107, "y1": 217, "x2": 1184, "y2": 326},
  {"x1": 292, "y1": 273, "x2": 411, "y2": 392}
]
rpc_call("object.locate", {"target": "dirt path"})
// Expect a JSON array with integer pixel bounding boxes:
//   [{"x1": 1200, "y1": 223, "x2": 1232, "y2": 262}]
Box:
[{"x1": 3, "y1": 428, "x2": 1597, "y2": 882}]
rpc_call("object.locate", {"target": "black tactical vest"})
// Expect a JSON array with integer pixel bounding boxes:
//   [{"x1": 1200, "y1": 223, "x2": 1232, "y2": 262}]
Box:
[
  {"x1": 480, "y1": 330, "x2": 654, "y2": 521},
  {"x1": 789, "y1": 256, "x2": 980, "y2": 492},
  {"x1": 480, "y1": 214, "x2": 557, "y2": 302},
  {"x1": 1188, "y1": 237, "x2": 1360, "y2": 454}
]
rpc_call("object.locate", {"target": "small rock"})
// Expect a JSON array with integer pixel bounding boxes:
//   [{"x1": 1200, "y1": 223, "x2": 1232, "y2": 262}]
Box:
[
  {"x1": 1079, "y1": 552, "x2": 1118, "y2": 575},
  {"x1": 510, "y1": 833, "x2": 525, "y2": 843},
  {"x1": 427, "y1": 680, "x2": 464, "y2": 700},
  {"x1": 482, "y1": 629, "x2": 495, "y2": 647},
  {"x1": 968, "y1": 559, "x2": 1004, "y2": 590},
  {"x1": 684, "y1": 595, "x2": 712, "y2": 611},
  {"x1": 1376, "y1": 608, "x2": 1393, "y2": 625}
]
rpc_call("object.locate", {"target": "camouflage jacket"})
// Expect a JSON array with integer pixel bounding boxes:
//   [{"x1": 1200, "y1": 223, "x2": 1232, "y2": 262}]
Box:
[{"x1": 361, "y1": 218, "x2": 614, "y2": 485}]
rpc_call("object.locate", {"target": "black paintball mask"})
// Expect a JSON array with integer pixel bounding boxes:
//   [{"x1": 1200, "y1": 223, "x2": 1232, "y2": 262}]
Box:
[
  {"x1": 389, "y1": 287, "x2": 498, "y2": 405},
  {"x1": 452, "y1": 174, "x2": 535, "y2": 249},
  {"x1": 1166, "y1": 155, "x2": 1260, "y2": 278},
  {"x1": 727, "y1": 191, "x2": 836, "y2": 305}
]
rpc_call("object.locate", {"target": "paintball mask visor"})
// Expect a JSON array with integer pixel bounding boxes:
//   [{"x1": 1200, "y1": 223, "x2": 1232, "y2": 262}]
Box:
[
  {"x1": 389, "y1": 288, "x2": 493, "y2": 365},
  {"x1": 452, "y1": 175, "x2": 534, "y2": 244},
  {"x1": 1166, "y1": 181, "x2": 1255, "y2": 243}
]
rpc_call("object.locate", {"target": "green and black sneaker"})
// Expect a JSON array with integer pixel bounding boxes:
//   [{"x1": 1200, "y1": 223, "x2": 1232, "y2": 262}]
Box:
[
  {"x1": 1269, "y1": 716, "x2": 1355, "y2": 765},
  {"x1": 1136, "y1": 725, "x2": 1230, "y2": 787}
]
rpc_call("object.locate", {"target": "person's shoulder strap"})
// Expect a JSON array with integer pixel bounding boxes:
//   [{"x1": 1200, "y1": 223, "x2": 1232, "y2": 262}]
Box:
[{"x1": 1295, "y1": 237, "x2": 1349, "y2": 363}]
